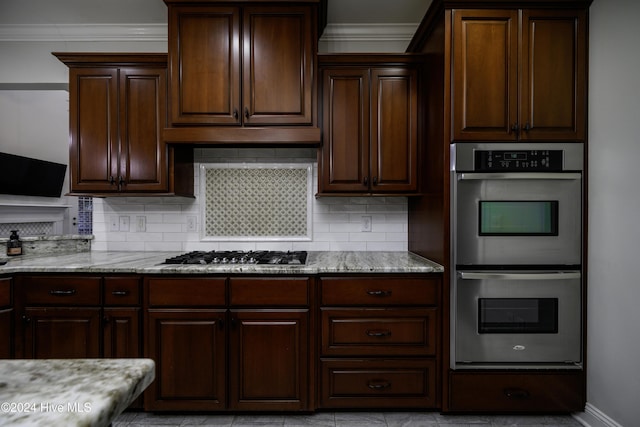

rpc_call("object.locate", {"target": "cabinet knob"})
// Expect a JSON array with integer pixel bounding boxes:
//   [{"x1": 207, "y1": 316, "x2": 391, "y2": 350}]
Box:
[
  {"x1": 372, "y1": 176, "x2": 378, "y2": 186},
  {"x1": 364, "y1": 176, "x2": 368, "y2": 186},
  {"x1": 523, "y1": 122, "x2": 531, "y2": 132},
  {"x1": 22, "y1": 315, "x2": 31, "y2": 324},
  {"x1": 510, "y1": 123, "x2": 520, "y2": 136}
]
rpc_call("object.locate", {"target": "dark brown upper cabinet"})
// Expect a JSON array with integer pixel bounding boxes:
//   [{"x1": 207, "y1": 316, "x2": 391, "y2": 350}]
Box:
[
  {"x1": 318, "y1": 55, "x2": 421, "y2": 195},
  {"x1": 163, "y1": 1, "x2": 321, "y2": 145},
  {"x1": 54, "y1": 53, "x2": 193, "y2": 197},
  {"x1": 451, "y1": 8, "x2": 587, "y2": 142}
]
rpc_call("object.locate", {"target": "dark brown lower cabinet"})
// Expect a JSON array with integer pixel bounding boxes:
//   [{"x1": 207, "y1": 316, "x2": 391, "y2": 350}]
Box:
[
  {"x1": 448, "y1": 371, "x2": 585, "y2": 412},
  {"x1": 22, "y1": 307, "x2": 101, "y2": 358},
  {"x1": 0, "y1": 277, "x2": 12, "y2": 358},
  {"x1": 229, "y1": 309, "x2": 309, "y2": 411},
  {"x1": 321, "y1": 358, "x2": 437, "y2": 408},
  {"x1": 145, "y1": 309, "x2": 227, "y2": 411}
]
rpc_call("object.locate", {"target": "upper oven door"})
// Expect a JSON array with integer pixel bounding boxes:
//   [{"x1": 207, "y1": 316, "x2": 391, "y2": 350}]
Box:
[{"x1": 454, "y1": 172, "x2": 582, "y2": 266}]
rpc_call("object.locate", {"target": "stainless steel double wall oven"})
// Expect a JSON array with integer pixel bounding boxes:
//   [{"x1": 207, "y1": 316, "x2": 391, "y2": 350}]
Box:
[{"x1": 451, "y1": 143, "x2": 584, "y2": 369}]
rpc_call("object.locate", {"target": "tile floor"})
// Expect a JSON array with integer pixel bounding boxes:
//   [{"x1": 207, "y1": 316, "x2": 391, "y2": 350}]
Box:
[{"x1": 113, "y1": 411, "x2": 584, "y2": 427}]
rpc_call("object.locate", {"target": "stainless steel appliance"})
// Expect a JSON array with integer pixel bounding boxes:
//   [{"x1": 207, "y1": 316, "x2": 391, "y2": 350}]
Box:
[
  {"x1": 451, "y1": 143, "x2": 584, "y2": 369},
  {"x1": 164, "y1": 250, "x2": 308, "y2": 265}
]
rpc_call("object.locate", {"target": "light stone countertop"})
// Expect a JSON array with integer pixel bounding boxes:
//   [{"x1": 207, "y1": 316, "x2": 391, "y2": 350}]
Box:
[
  {"x1": 0, "y1": 251, "x2": 443, "y2": 275},
  {"x1": 0, "y1": 358, "x2": 155, "y2": 427}
]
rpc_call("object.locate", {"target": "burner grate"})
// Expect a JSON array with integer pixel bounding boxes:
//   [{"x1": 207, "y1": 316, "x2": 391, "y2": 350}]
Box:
[{"x1": 164, "y1": 250, "x2": 307, "y2": 265}]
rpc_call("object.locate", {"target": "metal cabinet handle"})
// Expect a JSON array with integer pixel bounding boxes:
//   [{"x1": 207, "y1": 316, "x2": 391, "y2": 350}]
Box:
[
  {"x1": 244, "y1": 107, "x2": 249, "y2": 119},
  {"x1": 372, "y1": 176, "x2": 378, "y2": 186},
  {"x1": 111, "y1": 290, "x2": 130, "y2": 296},
  {"x1": 458, "y1": 172, "x2": 582, "y2": 181},
  {"x1": 510, "y1": 123, "x2": 520, "y2": 136},
  {"x1": 109, "y1": 176, "x2": 116, "y2": 185},
  {"x1": 49, "y1": 289, "x2": 77, "y2": 296},
  {"x1": 368, "y1": 380, "x2": 391, "y2": 390},
  {"x1": 504, "y1": 388, "x2": 530, "y2": 400},
  {"x1": 364, "y1": 176, "x2": 368, "y2": 186},
  {"x1": 366, "y1": 290, "x2": 392, "y2": 297},
  {"x1": 233, "y1": 108, "x2": 239, "y2": 120},
  {"x1": 366, "y1": 329, "x2": 392, "y2": 338},
  {"x1": 458, "y1": 271, "x2": 581, "y2": 281},
  {"x1": 523, "y1": 122, "x2": 531, "y2": 132}
]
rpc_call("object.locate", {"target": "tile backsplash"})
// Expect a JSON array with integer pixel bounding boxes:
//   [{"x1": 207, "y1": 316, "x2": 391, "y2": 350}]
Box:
[{"x1": 91, "y1": 148, "x2": 408, "y2": 252}]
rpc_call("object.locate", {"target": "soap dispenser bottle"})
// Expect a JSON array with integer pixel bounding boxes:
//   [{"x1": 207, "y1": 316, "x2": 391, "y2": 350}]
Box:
[{"x1": 7, "y1": 230, "x2": 23, "y2": 256}]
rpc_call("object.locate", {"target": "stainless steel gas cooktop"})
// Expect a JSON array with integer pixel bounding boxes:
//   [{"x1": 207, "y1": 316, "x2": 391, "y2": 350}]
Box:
[{"x1": 163, "y1": 250, "x2": 307, "y2": 265}]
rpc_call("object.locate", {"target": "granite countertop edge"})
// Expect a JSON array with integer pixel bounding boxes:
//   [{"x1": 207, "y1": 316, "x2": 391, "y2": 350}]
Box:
[{"x1": 0, "y1": 251, "x2": 444, "y2": 275}]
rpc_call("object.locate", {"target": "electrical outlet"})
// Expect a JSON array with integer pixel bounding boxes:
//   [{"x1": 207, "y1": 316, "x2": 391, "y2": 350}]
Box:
[
  {"x1": 119, "y1": 215, "x2": 130, "y2": 232},
  {"x1": 136, "y1": 216, "x2": 146, "y2": 232},
  {"x1": 187, "y1": 215, "x2": 197, "y2": 232},
  {"x1": 109, "y1": 215, "x2": 119, "y2": 232},
  {"x1": 361, "y1": 215, "x2": 372, "y2": 232}
]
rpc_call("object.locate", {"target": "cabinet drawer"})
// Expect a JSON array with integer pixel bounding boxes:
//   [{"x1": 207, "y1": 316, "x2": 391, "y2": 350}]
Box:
[
  {"x1": 146, "y1": 277, "x2": 226, "y2": 307},
  {"x1": 19, "y1": 276, "x2": 101, "y2": 305},
  {"x1": 321, "y1": 308, "x2": 437, "y2": 356},
  {"x1": 104, "y1": 277, "x2": 141, "y2": 306},
  {"x1": 449, "y1": 371, "x2": 585, "y2": 412},
  {"x1": 229, "y1": 277, "x2": 309, "y2": 306},
  {"x1": 320, "y1": 359, "x2": 437, "y2": 408},
  {"x1": 320, "y1": 277, "x2": 439, "y2": 306},
  {"x1": 0, "y1": 277, "x2": 11, "y2": 307}
]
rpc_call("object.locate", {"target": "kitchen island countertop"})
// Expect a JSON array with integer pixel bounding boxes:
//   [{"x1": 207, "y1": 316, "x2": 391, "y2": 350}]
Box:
[
  {"x1": 0, "y1": 358, "x2": 155, "y2": 427},
  {"x1": 0, "y1": 251, "x2": 443, "y2": 275}
]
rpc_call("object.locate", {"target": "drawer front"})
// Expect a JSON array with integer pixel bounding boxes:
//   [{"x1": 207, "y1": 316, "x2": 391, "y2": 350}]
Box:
[
  {"x1": 320, "y1": 359, "x2": 437, "y2": 408},
  {"x1": 321, "y1": 308, "x2": 437, "y2": 356},
  {"x1": 229, "y1": 277, "x2": 309, "y2": 306},
  {"x1": 449, "y1": 372, "x2": 585, "y2": 412},
  {"x1": 146, "y1": 277, "x2": 226, "y2": 307},
  {"x1": 104, "y1": 277, "x2": 141, "y2": 306},
  {"x1": 20, "y1": 276, "x2": 101, "y2": 305},
  {"x1": 320, "y1": 277, "x2": 439, "y2": 306},
  {"x1": 0, "y1": 277, "x2": 11, "y2": 307}
]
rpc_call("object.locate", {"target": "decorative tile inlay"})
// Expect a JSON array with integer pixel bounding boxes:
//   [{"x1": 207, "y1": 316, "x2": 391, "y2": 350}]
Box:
[{"x1": 201, "y1": 164, "x2": 312, "y2": 241}]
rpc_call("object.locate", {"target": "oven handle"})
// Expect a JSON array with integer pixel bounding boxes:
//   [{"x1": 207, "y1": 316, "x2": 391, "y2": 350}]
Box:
[
  {"x1": 458, "y1": 172, "x2": 581, "y2": 180},
  {"x1": 457, "y1": 271, "x2": 581, "y2": 280}
]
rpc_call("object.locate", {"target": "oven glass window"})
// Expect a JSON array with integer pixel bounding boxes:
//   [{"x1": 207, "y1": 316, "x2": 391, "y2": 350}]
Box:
[
  {"x1": 478, "y1": 298, "x2": 558, "y2": 334},
  {"x1": 479, "y1": 201, "x2": 558, "y2": 235}
]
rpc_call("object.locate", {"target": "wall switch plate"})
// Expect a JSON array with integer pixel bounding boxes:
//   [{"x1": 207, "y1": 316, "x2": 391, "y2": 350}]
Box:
[
  {"x1": 109, "y1": 215, "x2": 119, "y2": 232},
  {"x1": 361, "y1": 215, "x2": 372, "y2": 232},
  {"x1": 119, "y1": 215, "x2": 130, "y2": 232},
  {"x1": 187, "y1": 215, "x2": 197, "y2": 232},
  {"x1": 136, "y1": 216, "x2": 146, "y2": 232}
]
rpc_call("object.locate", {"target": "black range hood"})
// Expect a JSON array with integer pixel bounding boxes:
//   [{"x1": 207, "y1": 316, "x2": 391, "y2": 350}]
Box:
[{"x1": 0, "y1": 152, "x2": 67, "y2": 198}]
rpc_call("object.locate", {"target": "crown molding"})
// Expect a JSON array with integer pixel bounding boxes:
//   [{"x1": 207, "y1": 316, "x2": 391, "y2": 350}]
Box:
[
  {"x1": 320, "y1": 23, "x2": 419, "y2": 42},
  {"x1": 0, "y1": 24, "x2": 168, "y2": 42}
]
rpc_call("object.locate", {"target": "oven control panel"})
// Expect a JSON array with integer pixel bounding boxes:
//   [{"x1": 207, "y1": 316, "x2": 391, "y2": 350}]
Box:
[{"x1": 474, "y1": 150, "x2": 564, "y2": 172}]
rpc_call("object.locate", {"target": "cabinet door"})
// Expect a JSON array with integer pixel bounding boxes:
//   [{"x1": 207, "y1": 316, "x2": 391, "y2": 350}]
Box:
[
  {"x1": 0, "y1": 308, "x2": 12, "y2": 358},
  {"x1": 145, "y1": 309, "x2": 227, "y2": 411},
  {"x1": 371, "y1": 68, "x2": 418, "y2": 192},
  {"x1": 451, "y1": 10, "x2": 519, "y2": 141},
  {"x1": 69, "y1": 67, "x2": 119, "y2": 192},
  {"x1": 168, "y1": 6, "x2": 241, "y2": 125},
  {"x1": 119, "y1": 67, "x2": 168, "y2": 192},
  {"x1": 21, "y1": 307, "x2": 101, "y2": 359},
  {"x1": 320, "y1": 68, "x2": 370, "y2": 193},
  {"x1": 243, "y1": 6, "x2": 314, "y2": 125},
  {"x1": 103, "y1": 307, "x2": 140, "y2": 358},
  {"x1": 520, "y1": 9, "x2": 587, "y2": 141},
  {"x1": 229, "y1": 309, "x2": 310, "y2": 411}
]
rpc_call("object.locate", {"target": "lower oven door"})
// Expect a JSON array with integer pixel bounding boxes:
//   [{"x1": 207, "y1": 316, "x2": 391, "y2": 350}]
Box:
[{"x1": 453, "y1": 270, "x2": 582, "y2": 369}]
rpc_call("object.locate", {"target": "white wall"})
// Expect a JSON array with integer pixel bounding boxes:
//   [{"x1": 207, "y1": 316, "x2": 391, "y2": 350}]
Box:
[{"x1": 583, "y1": 0, "x2": 640, "y2": 426}]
